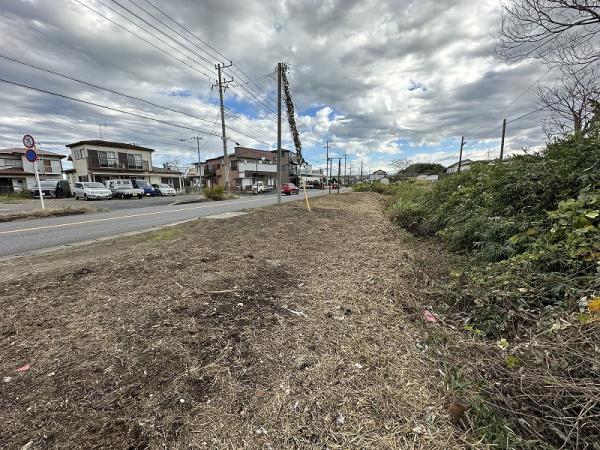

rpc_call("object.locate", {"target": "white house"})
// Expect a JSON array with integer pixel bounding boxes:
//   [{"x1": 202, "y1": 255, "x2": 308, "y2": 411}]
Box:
[
  {"x1": 0, "y1": 147, "x2": 65, "y2": 193},
  {"x1": 369, "y1": 169, "x2": 388, "y2": 181}
]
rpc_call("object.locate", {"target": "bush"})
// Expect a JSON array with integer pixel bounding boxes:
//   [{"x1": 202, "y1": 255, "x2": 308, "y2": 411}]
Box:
[{"x1": 203, "y1": 186, "x2": 225, "y2": 201}]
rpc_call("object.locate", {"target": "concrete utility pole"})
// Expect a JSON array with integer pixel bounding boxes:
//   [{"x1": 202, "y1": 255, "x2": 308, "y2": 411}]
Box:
[
  {"x1": 344, "y1": 153, "x2": 347, "y2": 186},
  {"x1": 328, "y1": 158, "x2": 332, "y2": 194},
  {"x1": 215, "y1": 62, "x2": 233, "y2": 195},
  {"x1": 277, "y1": 62, "x2": 282, "y2": 205},
  {"x1": 500, "y1": 118, "x2": 507, "y2": 161},
  {"x1": 458, "y1": 136, "x2": 466, "y2": 173},
  {"x1": 337, "y1": 158, "x2": 341, "y2": 194},
  {"x1": 323, "y1": 140, "x2": 329, "y2": 192}
]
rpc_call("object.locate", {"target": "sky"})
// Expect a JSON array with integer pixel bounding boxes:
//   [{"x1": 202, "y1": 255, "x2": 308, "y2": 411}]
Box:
[{"x1": 0, "y1": 0, "x2": 550, "y2": 173}]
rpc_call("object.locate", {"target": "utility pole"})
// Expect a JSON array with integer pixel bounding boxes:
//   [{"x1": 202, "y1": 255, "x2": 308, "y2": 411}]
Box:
[
  {"x1": 337, "y1": 158, "x2": 341, "y2": 194},
  {"x1": 360, "y1": 160, "x2": 363, "y2": 182},
  {"x1": 323, "y1": 140, "x2": 329, "y2": 192},
  {"x1": 500, "y1": 118, "x2": 507, "y2": 161},
  {"x1": 344, "y1": 153, "x2": 347, "y2": 186},
  {"x1": 215, "y1": 62, "x2": 233, "y2": 196},
  {"x1": 458, "y1": 136, "x2": 465, "y2": 173},
  {"x1": 328, "y1": 158, "x2": 332, "y2": 194},
  {"x1": 277, "y1": 62, "x2": 282, "y2": 204},
  {"x1": 180, "y1": 136, "x2": 204, "y2": 188}
]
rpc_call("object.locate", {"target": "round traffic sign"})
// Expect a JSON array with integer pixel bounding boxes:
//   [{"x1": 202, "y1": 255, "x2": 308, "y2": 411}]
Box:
[
  {"x1": 23, "y1": 134, "x2": 35, "y2": 149},
  {"x1": 25, "y1": 148, "x2": 38, "y2": 163}
]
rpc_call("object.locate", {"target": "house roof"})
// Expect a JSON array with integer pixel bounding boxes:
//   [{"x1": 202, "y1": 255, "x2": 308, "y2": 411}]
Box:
[
  {"x1": 151, "y1": 166, "x2": 182, "y2": 175},
  {"x1": 65, "y1": 140, "x2": 155, "y2": 152},
  {"x1": 447, "y1": 159, "x2": 473, "y2": 169},
  {"x1": 0, "y1": 147, "x2": 66, "y2": 158},
  {"x1": 373, "y1": 169, "x2": 387, "y2": 175}
]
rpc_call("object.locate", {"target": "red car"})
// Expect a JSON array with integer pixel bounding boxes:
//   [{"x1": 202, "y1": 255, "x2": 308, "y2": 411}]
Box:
[{"x1": 281, "y1": 183, "x2": 300, "y2": 195}]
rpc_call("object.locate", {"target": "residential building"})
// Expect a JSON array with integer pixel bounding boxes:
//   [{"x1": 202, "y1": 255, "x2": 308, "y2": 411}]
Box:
[
  {"x1": 446, "y1": 159, "x2": 491, "y2": 174},
  {"x1": 0, "y1": 147, "x2": 65, "y2": 193},
  {"x1": 65, "y1": 140, "x2": 183, "y2": 188},
  {"x1": 202, "y1": 146, "x2": 299, "y2": 190},
  {"x1": 369, "y1": 169, "x2": 388, "y2": 181}
]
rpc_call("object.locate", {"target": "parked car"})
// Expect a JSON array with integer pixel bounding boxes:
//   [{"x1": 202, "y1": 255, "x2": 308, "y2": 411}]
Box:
[
  {"x1": 281, "y1": 183, "x2": 300, "y2": 195},
  {"x1": 151, "y1": 183, "x2": 177, "y2": 196},
  {"x1": 131, "y1": 179, "x2": 157, "y2": 196},
  {"x1": 105, "y1": 179, "x2": 144, "y2": 199},
  {"x1": 31, "y1": 180, "x2": 59, "y2": 198},
  {"x1": 73, "y1": 182, "x2": 112, "y2": 200}
]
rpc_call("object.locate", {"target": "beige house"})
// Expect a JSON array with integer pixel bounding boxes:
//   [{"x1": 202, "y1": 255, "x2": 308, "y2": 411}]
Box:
[
  {"x1": 0, "y1": 147, "x2": 65, "y2": 193},
  {"x1": 65, "y1": 140, "x2": 183, "y2": 188}
]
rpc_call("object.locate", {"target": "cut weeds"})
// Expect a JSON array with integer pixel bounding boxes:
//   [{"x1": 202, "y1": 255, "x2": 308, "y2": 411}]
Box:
[
  {"x1": 0, "y1": 205, "x2": 100, "y2": 223},
  {"x1": 0, "y1": 193, "x2": 464, "y2": 449}
]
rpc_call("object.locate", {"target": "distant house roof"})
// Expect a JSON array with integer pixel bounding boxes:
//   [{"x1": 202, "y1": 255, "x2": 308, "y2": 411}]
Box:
[
  {"x1": 151, "y1": 166, "x2": 182, "y2": 175},
  {"x1": 373, "y1": 169, "x2": 387, "y2": 175},
  {"x1": 66, "y1": 140, "x2": 155, "y2": 152},
  {"x1": 447, "y1": 159, "x2": 473, "y2": 169},
  {"x1": 0, "y1": 147, "x2": 66, "y2": 158}
]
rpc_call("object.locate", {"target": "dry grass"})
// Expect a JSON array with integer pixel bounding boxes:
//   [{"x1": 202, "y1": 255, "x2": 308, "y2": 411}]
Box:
[
  {"x1": 0, "y1": 206, "x2": 99, "y2": 223},
  {"x1": 0, "y1": 193, "x2": 465, "y2": 449}
]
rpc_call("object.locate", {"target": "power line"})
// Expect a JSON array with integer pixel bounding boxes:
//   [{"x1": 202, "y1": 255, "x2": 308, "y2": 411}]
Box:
[
  {"x1": 0, "y1": 77, "x2": 224, "y2": 137},
  {"x1": 71, "y1": 0, "x2": 213, "y2": 81},
  {"x1": 0, "y1": 54, "x2": 272, "y2": 145}
]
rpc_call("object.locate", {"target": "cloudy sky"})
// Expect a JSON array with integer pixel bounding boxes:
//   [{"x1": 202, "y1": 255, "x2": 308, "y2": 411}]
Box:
[{"x1": 0, "y1": 0, "x2": 550, "y2": 172}]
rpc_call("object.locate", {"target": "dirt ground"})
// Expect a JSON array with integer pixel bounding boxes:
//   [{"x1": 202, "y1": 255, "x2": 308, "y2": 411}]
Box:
[{"x1": 0, "y1": 193, "x2": 463, "y2": 449}]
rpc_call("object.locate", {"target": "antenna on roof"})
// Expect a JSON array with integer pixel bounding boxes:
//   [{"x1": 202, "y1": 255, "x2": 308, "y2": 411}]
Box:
[{"x1": 98, "y1": 123, "x2": 107, "y2": 140}]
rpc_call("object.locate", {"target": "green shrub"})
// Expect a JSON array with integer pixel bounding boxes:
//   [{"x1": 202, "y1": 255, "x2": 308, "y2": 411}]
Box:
[{"x1": 203, "y1": 185, "x2": 225, "y2": 201}]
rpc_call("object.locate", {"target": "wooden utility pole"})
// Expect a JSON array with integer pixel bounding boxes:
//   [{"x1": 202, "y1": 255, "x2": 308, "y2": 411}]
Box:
[
  {"x1": 500, "y1": 118, "x2": 507, "y2": 161},
  {"x1": 458, "y1": 136, "x2": 465, "y2": 173},
  {"x1": 215, "y1": 62, "x2": 233, "y2": 195},
  {"x1": 277, "y1": 62, "x2": 282, "y2": 204}
]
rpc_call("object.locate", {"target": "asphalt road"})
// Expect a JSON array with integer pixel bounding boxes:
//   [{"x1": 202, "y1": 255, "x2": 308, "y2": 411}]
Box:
[{"x1": 0, "y1": 190, "x2": 334, "y2": 257}]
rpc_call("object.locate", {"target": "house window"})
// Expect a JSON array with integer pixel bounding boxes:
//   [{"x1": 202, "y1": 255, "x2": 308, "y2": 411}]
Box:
[
  {"x1": 127, "y1": 153, "x2": 143, "y2": 169},
  {"x1": 230, "y1": 160, "x2": 238, "y2": 170},
  {"x1": 0, "y1": 158, "x2": 23, "y2": 168},
  {"x1": 98, "y1": 151, "x2": 117, "y2": 168},
  {"x1": 43, "y1": 160, "x2": 52, "y2": 172}
]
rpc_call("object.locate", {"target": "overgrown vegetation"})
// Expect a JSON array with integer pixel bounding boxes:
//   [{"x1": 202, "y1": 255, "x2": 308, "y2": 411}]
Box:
[
  {"x1": 361, "y1": 131, "x2": 600, "y2": 448},
  {"x1": 0, "y1": 190, "x2": 33, "y2": 203},
  {"x1": 203, "y1": 185, "x2": 225, "y2": 201}
]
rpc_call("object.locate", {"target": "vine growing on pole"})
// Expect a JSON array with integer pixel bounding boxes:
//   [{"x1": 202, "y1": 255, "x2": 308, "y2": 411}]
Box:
[{"x1": 280, "y1": 63, "x2": 305, "y2": 164}]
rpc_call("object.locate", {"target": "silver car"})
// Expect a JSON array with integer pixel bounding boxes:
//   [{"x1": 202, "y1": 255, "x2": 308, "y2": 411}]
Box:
[{"x1": 73, "y1": 182, "x2": 113, "y2": 200}]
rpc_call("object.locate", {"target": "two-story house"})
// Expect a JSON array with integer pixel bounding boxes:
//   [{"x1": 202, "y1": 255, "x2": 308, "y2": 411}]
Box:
[
  {"x1": 64, "y1": 140, "x2": 183, "y2": 188},
  {"x1": 0, "y1": 147, "x2": 65, "y2": 193},
  {"x1": 203, "y1": 147, "x2": 299, "y2": 190}
]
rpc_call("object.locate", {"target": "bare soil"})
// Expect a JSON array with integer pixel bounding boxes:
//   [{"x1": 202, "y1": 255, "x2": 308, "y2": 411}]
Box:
[{"x1": 0, "y1": 193, "x2": 463, "y2": 449}]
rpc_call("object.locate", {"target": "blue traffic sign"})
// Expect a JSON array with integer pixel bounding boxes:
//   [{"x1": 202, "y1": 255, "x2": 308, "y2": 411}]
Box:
[{"x1": 25, "y1": 148, "x2": 38, "y2": 163}]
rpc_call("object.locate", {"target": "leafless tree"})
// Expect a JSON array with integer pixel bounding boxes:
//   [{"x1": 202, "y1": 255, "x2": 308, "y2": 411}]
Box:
[
  {"x1": 537, "y1": 65, "x2": 600, "y2": 138},
  {"x1": 496, "y1": 0, "x2": 600, "y2": 67},
  {"x1": 390, "y1": 158, "x2": 412, "y2": 173}
]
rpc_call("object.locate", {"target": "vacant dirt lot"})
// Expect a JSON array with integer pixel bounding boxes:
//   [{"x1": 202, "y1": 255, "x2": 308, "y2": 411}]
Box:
[{"x1": 1, "y1": 193, "x2": 461, "y2": 449}]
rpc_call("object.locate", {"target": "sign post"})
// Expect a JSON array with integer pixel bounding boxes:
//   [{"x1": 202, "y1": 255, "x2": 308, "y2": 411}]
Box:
[{"x1": 23, "y1": 135, "x2": 45, "y2": 210}]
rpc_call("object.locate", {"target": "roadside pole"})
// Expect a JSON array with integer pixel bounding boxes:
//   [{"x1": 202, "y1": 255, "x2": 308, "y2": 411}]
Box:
[
  {"x1": 328, "y1": 158, "x2": 332, "y2": 194},
  {"x1": 458, "y1": 136, "x2": 465, "y2": 173},
  {"x1": 33, "y1": 153, "x2": 45, "y2": 210},
  {"x1": 337, "y1": 158, "x2": 341, "y2": 194},
  {"x1": 324, "y1": 140, "x2": 329, "y2": 193},
  {"x1": 277, "y1": 62, "x2": 282, "y2": 205},
  {"x1": 215, "y1": 62, "x2": 232, "y2": 196},
  {"x1": 23, "y1": 135, "x2": 44, "y2": 210},
  {"x1": 500, "y1": 118, "x2": 507, "y2": 161}
]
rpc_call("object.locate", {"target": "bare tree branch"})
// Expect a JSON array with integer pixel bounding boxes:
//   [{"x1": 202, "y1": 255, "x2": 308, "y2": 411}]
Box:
[{"x1": 496, "y1": 0, "x2": 600, "y2": 66}]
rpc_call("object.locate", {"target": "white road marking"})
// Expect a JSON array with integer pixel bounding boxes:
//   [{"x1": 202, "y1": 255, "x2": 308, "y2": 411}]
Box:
[{"x1": 0, "y1": 198, "x2": 266, "y2": 235}]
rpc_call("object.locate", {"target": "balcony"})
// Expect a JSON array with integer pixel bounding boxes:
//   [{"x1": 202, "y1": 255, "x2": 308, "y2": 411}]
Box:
[{"x1": 90, "y1": 160, "x2": 150, "y2": 171}]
